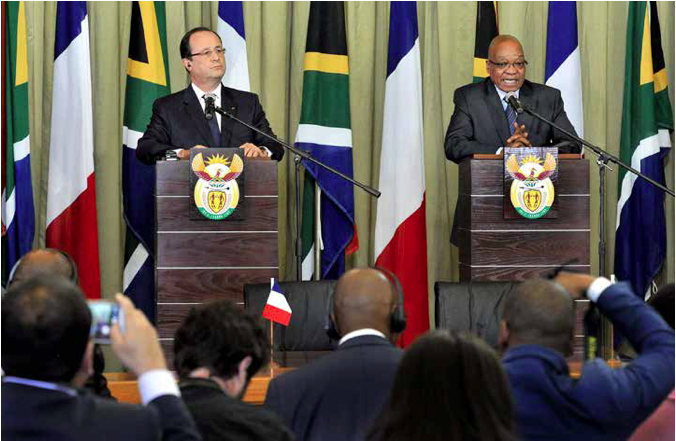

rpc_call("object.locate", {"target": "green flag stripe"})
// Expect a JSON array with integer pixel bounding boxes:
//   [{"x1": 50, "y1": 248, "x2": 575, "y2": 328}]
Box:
[
  {"x1": 123, "y1": 78, "x2": 168, "y2": 130},
  {"x1": 298, "y1": 71, "x2": 350, "y2": 129}
]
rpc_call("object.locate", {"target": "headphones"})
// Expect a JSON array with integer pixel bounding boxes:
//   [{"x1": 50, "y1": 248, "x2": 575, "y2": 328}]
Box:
[
  {"x1": 325, "y1": 267, "x2": 407, "y2": 340},
  {"x1": 8, "y1": 248, "x2": 79, "y2": 286}
]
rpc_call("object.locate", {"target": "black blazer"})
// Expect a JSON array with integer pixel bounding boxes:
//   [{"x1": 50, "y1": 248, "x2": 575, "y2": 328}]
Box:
[
  {"x1": 444, "y1": 78, "x2": 581, "y2": 163},
  {"x1": 264, "y1": 335, "x2": 403, "y2": 441},
  {"x1": 180, "y1": 378, "x2": 293, "y2": 441},
  {"x1": 136, "y1": 85, "x2": 284, "y2": 164},
  {"x1": 1, "y1": 382, "x2": 201, "y2": 441}
]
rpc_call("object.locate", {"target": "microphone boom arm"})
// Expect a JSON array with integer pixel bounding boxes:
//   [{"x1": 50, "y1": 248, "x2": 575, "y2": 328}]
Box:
[{"x1": 211, "y1": 104, "x2": 380, "y2": 198}]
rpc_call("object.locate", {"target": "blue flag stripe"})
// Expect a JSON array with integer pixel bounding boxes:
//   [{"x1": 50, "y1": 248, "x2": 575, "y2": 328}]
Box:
[
  {"x1": 386, "y1": 1, "x2": 418, "y2": 77},
  {"x1": 218, "y1": 1, "x2": 245, "y2": 39},
  {"x1": 54, "y1": 1, "x2": 86, "y2": 60},
  {"x1": 545, "y1": 1, "x2": 578, "y2": 81}
]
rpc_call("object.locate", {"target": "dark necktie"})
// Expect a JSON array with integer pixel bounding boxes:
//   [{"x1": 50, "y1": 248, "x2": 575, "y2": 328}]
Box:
[
  {"x1": 504, "y1": 96, "x2": 517, "y2": 136},
  {"x1": 203, "y1": 95, "x2": 220, "y2": 146}
]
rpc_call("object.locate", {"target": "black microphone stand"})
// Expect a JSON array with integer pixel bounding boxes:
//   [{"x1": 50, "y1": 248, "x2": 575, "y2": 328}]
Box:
[
  {"x1": 510, "y1": 100, "x2": 674, "y2": 360},
  {"x1": 212, "y1": 104, "x2": 381, "y2": 282}
]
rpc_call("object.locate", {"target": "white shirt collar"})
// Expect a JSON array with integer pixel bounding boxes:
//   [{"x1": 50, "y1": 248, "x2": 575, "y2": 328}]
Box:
[
  {"x1": 494, "y1": 85, "x2": 520, "y2": 109},
  {"x1": 338, "y1": 328, "x2": 386, "y2": 346},
  {"x1": 191, "y1": 83, "x2": 222, "y2": 112},
  {"x1": 2, "y1": 376, "x2": 78, "y2": 396}
]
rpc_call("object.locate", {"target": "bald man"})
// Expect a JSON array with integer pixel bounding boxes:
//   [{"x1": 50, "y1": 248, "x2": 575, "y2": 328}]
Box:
[
  {"x1": 499, "y1": 273, "x2": 674, "y2": 440},
  {"x1": 445, "y1": 34, "x2": 581, "y2": 162},
  {"x1": 264, "y1": 268, "x2": 404, "y2": 441},
  {"x1": 8, "y1": 248, "x2": 112, "y2": 399}
]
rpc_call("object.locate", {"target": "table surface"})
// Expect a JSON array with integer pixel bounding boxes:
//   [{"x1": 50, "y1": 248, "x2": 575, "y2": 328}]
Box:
[{"x1": 106, "y1": 359, "x2": 621, "y2": 405}]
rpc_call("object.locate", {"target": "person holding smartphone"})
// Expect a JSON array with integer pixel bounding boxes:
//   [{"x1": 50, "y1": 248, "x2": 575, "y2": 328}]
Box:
[{"x1": 1, "y1": 275, "x2": 202, "y2": 441}]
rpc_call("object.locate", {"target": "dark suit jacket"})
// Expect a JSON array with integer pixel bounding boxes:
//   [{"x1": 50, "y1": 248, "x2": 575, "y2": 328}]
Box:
[
  {"x1": 444, "y1": 78, "x2": 581, "y2": 163},
  {"x1": 264, "y1": 335, "x2": 403, "y2": 441},
  {"x1": 502, "y1": 282, "x2": 675, "y2": 441},
  {"x1": 179, "y1": 378, "x2": 293, "y2": 441},
  {"x1": 1, "y1": 381, "x2": 202, "y2": 441},
  {"x1": 136, "y1": 84, "x2": 284, "y2": 164}
]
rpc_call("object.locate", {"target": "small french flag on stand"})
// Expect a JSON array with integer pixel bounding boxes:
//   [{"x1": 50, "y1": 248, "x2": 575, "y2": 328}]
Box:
[{"x1": 262, "y1": 278, "x2": 292, "y2": 326}]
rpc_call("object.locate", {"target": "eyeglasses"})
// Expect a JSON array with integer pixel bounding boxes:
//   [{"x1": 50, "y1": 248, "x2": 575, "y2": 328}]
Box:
[
  {"x1": 488, "y1": 60, "x2": 528, "y2": 70},
  {"x1": 190, "y1": 47, "x2": 226, "y2": 58}
]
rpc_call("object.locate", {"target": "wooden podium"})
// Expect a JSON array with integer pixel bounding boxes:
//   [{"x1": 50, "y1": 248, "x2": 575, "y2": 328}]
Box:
[
  {"x1": 155, "y1": 158, "x2": 278, "y2": 364},
  {"x1": 457, "y1": 154, "x2": 590, "y2": 281}
]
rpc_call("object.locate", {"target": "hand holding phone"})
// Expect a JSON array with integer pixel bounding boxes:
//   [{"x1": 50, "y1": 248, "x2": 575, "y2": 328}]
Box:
[{"x1": 88, "y1": 300, "x2": 125, "y2": 344}]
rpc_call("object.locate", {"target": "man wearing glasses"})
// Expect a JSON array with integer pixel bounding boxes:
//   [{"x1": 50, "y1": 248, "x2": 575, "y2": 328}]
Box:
[
  {"x1": 137, "y1": 27, "x2": 284, "y2": 164},
  {"x1": 444, "y1": 34, "x2": 581, "y2": 163}
]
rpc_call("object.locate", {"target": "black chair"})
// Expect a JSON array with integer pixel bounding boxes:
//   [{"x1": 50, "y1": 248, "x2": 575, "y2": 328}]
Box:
[
  {"x1": 243, "y1": 280, "x2": 338, "y2": 367},
  {"x1": 434, "y1": 281, "x2": 515, "y2": 348}
]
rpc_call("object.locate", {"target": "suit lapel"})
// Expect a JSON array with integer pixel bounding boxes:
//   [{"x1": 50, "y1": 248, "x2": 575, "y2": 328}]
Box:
[
  {"x1": 220, "y1": 85, "x2": 238, "y2": 147},
  {"x1": 484, "y1": 79, "x2": 511, "y2": 145},
  {"x1": 517, "y1": 80, "x2": 535, "y2": 140},
  {"x1": 183, "y1": 87, "x2": 215, "y2": 147}
]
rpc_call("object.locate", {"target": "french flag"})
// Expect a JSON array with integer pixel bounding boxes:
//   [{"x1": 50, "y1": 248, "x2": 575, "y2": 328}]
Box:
[
  {"x1": 545, "y1": 1, "x2": 584, "y2": 138},
  {"x1": 46, "y1": 1, "x2": 100, "y2": 298},
  {"x1": 217, "y1": 1, "x2": 250, "y2": 92},
  {"x1": 374, "y1": 2, "x2": 429, "y2": 347},
  {"x1": 262, "y1": 278, "x2": 292, "y2": 327}
]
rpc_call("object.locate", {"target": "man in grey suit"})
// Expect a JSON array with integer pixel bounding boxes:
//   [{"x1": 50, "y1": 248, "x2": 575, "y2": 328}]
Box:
[
  {"x1": 264, "y1": 268, "x2": 405, "y2": 441},
  {"x1": 444, "y1": 35, "x2": 581, "y2": 244},
  {"x1": 444, "y1": 34, "x2": 581, "y2": 163}
]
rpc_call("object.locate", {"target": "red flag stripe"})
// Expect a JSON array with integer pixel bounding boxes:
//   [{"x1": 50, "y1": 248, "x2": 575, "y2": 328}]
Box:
[
  {"x1": 262, "y1": 303, "x2": 291, "y2": 326},
  {"x1": 46, "y1": 174, "x2": 100, "y2": 298},
  {"x1": 375, "y1": 197, "x2": 429, "y2": 347}
]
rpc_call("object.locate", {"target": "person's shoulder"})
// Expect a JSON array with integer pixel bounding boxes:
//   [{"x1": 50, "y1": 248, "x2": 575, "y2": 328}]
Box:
[
  {"x1": 153, "y1": 87, "x2": 190, "y2": 107},
  {"x1": 455, "y1": 79, "x2": 486, "y2": 95},
  {"x1": 222, "y1": 86, "x2": 260, "y2": 102}
]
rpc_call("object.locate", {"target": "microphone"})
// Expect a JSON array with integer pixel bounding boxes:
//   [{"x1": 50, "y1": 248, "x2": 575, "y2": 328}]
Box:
[
  {"x1": 204, "y1": 93, "x2": 216, "y2": 121},
  {"x1": 506, "y1": 92, "x2": 524, "y2": 115}
]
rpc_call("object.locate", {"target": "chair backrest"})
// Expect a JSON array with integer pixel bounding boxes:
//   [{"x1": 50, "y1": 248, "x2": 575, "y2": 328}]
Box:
[
  {"x1": 434, "y1": 281, "x2": 516, "y2": 348},
  {"x1": 243, "y1": 280, "x2": 337, "y2": 356}
]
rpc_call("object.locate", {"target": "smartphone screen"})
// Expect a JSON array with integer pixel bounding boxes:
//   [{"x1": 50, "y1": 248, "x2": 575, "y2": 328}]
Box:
[{"x1": 87, "y1": 301, "x2": 121, "y2": 344}]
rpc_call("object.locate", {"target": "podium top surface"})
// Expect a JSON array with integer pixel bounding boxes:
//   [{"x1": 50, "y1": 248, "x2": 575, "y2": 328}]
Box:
[{"x1": 470, "y1": 153, "x2": 583, "y2": 160}]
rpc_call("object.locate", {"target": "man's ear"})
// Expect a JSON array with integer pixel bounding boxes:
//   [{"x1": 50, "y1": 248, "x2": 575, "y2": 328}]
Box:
[
  {"x1": 497, "y1": 320, "x2": 510, "y2": 352},
  {"x1": 181, "y1": 58, "x2": 192, "y2": 72},
  {"x1": 72, "y1": 340, "x2": 94, "y2": 387}
]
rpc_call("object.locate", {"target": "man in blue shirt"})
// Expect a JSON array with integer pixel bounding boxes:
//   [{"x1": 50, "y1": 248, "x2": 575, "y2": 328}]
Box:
[{"x1": 499, "y1": 272, "x2": 675, "y2": 440}]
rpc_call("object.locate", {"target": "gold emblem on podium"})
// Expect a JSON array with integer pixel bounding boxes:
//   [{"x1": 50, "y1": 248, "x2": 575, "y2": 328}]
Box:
[
  {"x1": 505, "y1": 153, "x2": 557, "y2": 219},
  {"x1": 192, "y1": 153, "x2": 243, "y2": 220}
]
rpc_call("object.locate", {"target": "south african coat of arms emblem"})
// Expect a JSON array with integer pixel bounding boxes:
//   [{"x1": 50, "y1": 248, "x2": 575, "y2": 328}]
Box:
[
  {"x1": 191, "y1": 152, "x2": 243, "y2": 220},
  {"x1": 505, "y1": 153, "x2": 557, "y2": 219}
]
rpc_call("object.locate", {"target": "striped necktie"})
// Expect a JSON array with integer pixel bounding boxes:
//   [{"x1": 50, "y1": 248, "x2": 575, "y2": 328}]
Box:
[{"x1": 504, "y1": 96, "x2": 517, "y2": 136}]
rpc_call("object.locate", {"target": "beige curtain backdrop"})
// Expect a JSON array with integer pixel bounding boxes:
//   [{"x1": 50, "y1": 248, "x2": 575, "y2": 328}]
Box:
[{"x1": 22, "y1": 1, "x2": 675, "y2": 315}]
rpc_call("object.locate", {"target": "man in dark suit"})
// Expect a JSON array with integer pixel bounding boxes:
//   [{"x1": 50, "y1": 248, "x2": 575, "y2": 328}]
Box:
[
  {"x1": 173, "y1": 299, "x2": 293, "y2": 441},
  {"x1": 7, "y1": 248, "x2": 112, "y2": 399},
  {"x1": 445, "y1": 34, "x2": 581, "y2": 163},
  {"x1": 136, "y1": 27, "x2": 284, "y2": 164},
  {"x1": 1, "y1": 276, "x2": 201, "y2": 441},
  {"x1": 264, "y1": 268, "x2": 405, "y2": 441},
  {"x1": 499, "y1": 273, "x2": 675, "y2": 440}
]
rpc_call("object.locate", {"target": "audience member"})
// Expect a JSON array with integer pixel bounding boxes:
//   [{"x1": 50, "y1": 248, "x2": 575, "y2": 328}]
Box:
[
  {"x1": 264, "y1": 268, "x2": 405, "y2": 441},
  {"x1": 499, "y1": 273, "x2": 675, "y2": 440},
  {"x1": 7, "y1": 248, "x2": 112, "y2": 398},
  {"x1": 367, "y1": 330, "x2": 514, "y2": 441},
  {"x1": 629, "y1": 283, "x2": 675, "y2": 441},
  {"x1": 1, "y1": 275, "x2": 201, "y2": 441},
  {"x1": 173, "y1": 299, "x2": 293, "y2": 441}
]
